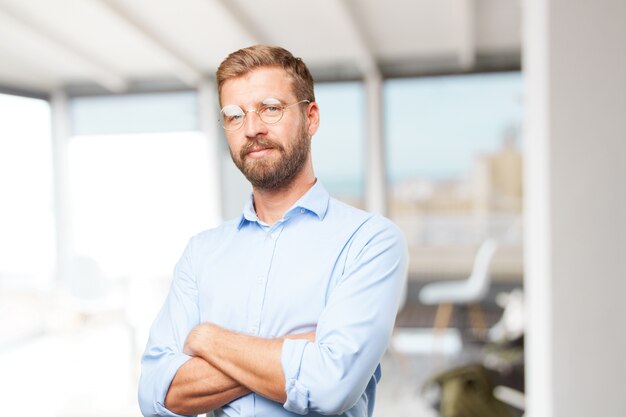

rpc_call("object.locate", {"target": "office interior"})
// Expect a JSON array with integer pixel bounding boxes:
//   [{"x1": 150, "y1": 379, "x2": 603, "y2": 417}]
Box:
[{"x1": 0, "y1": 1, "x2": 624, "y2": 416}]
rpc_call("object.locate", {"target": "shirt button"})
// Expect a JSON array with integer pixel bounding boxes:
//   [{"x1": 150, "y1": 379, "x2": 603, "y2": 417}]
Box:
[
  {"x1": 269, "y1": 233, "x2": 275, "y2": 239},
  {"x1": 300, "y1": 208, "x2": 305, "y2": 214},
  {"x1": 257, "y1": 277, "x2": 264, "y2": 285},
  {"x1": 250, "y1": 326, "x2": 257, "y2": 334}
]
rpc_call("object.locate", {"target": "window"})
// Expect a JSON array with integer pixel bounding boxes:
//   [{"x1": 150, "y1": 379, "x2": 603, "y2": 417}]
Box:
[
  {"x1": 0, "y1": 93, "x2": 54, "y2": 291},
  {"x1": 385, "y1": 72, "x2": 523, "y2": 278},
  {"x1": 68, "y1": 92, "x2": 214, "y2": 278},
  {"x1": 312, "y1": 82, "x2": 366, "y2": 208},
  {"x1": 67, "y1": 132, "x2": 214, "y2": 278}
]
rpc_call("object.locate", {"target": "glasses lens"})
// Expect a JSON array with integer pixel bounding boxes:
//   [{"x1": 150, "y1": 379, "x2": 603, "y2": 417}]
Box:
[
  {"x1": 221, "y1": 105, "x2": 245, "y2": 130},
  {"x1": 258, "y1": 104, "x2": 284, "y2": 125}
]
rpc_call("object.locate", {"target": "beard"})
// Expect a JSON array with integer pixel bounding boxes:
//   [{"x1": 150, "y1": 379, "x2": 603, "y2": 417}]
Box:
[{"x1": 230, "y1": 121, "x2": 310, "y2": 191}]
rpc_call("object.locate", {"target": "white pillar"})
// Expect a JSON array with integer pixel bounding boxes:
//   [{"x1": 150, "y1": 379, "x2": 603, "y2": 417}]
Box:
[
  {"x1": 458, "y1": 0, "x2": 476, "y2": 69},
  {"x1": 524, "y1": 1, "x2": 626, "y2": 416},
  {"x1": 364, "y1": 72, "x2": 387, "y2": 216},
  {"x1": 50, "y1": 90, "x2": 72, "y2": 285},
  {"x1": 198, "y1": 79, "x2": 223, "y2": 225}
]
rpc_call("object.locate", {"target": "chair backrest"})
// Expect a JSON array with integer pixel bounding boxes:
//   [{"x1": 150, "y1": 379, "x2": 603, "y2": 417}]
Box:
[{"x1": 466, "y1": 239, "x2": 498, "y2": 299}]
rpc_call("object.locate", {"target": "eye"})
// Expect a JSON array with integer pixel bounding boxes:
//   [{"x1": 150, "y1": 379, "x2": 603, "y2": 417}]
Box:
[
  {"x1": 221, "y1": 105, "x2": 244, "y2": 121},
  {"x1": 262, "y1": 105, "x2": 282, "y2": 113},
  {"x1": 226, "y1": 114, "x2": 243, "y2": 121}
]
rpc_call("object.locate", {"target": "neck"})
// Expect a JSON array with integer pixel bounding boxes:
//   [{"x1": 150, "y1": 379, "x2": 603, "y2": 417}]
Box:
[{"x1": 252, "y1": 169, "x2": 316, "y2": 226}]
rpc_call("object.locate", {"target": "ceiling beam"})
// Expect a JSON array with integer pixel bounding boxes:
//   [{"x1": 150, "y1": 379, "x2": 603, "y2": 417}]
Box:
[
  {"x1": 0, "y1": 83, "x2": 49, "y2": 100},
  {"x1": 0, "y1": 63, "x2": 56, "y2": 93},
  {"x1": 95, "y1": 0, "x2": 204, "y2": 87},
  {"x1": 213, "y1": 0, "x2": 266, "y2": 44},
  {"x1": 0, "y1": 4, "x2": 127, "y2": 92},
  {"x1": 0, "y1": 38, "x2": 59, "y2": 92},
  {"x1": 331, "y1": 0, "x2": 380, "y2": 78}
]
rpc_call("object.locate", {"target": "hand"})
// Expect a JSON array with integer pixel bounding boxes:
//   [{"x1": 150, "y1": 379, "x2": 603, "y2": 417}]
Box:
[{"x1": 184, "y1": 323, "x2": 221, "y2": 358}]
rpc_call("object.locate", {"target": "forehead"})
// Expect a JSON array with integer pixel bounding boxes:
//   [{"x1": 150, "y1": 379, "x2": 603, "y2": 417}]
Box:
[{"x1": 220, "y1": 66, "x2": 295, "y2": 106}]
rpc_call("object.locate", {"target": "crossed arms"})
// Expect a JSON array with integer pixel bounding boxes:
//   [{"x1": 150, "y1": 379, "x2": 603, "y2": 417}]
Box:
[{"x1": 164, "y1": 325, "x2": 314, "y2": 415}]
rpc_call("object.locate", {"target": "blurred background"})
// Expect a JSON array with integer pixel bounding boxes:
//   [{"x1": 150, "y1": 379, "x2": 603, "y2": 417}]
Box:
[{"x1": 0, "y1": 1, "x2": 623, "y2": 416}]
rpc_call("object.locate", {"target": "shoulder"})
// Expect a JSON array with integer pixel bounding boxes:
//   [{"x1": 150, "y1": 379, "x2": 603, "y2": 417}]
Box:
[
  {"x1": 324, "y1": 197, "x2": 372, "y2": 227},
  {"x1": 326, "y1": 198, "x2": 407, "y2": 249},
  {"x1": 185, "y1": 217, "x2": 241, "y2": 254},
  {"x1": 327, "y1": 200, "x2": 408, "y2": 288}
]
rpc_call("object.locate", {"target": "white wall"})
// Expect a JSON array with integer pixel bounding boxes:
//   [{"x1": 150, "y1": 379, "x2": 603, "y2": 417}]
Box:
[{"x1": 524, "y1": 1, "x2": 626, "y2": 416}]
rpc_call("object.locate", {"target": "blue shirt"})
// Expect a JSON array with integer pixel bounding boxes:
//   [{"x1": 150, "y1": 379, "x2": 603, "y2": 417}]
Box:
[{"x1": 138, "y1": 181, "x2": 408, "y2": 417}]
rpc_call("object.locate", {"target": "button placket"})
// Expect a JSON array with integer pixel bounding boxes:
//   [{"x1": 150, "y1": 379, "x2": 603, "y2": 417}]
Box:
[
  {"x1": 267, "y1": 222, "x2": 284, "y2": 241},
  {"x1": 246, "y1": 225, "x2": 281, "y2": 336}
]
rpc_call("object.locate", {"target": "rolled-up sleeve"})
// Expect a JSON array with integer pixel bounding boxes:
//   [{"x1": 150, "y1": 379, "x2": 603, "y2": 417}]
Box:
[
  {"x1": 281, "y1": 217, "x2": 408, "y2": 415},
  {"x1": 282, "y1": 339, "x2": 310, "y2": 414},
  {"x1": 138, "y1": 240, "x2": 201, "y2": 417}
]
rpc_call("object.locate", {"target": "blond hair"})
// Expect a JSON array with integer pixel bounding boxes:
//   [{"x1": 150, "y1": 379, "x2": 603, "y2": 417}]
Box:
[{"x1": 216, "y1": 45, "x2": 315, "y2": 104}]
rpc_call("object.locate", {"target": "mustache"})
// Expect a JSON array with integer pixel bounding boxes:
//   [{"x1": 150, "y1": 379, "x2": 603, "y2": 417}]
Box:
[{"x1": 240, "y1": 138, "x2": 285, "y2": 158}]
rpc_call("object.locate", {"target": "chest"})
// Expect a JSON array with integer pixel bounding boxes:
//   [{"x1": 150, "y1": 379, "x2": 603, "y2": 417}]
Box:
[{"x1": 195, "y1": 225, "x2": 348, "y2": 337}]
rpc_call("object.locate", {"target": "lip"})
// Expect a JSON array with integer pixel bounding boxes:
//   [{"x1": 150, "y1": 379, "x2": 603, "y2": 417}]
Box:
[{"x1": 245, "y1": 147, "x2": 274, "y2": 158}]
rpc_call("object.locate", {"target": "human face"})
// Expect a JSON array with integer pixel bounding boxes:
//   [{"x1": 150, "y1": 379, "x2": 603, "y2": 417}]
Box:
[{"x1": 220, "y1": 67, "x2": 318, "y2": 191}]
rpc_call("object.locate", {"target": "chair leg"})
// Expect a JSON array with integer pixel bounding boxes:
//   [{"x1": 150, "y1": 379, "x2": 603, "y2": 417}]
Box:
[
  {"x1": 468, "y1": 303, "x2": 487, "y2": 337},
  {"x1": 431, "y1": 303, "x2": 454, "y2": 358},
  {"x1": 433, "y1": 303, "x2": 453, "y2": 331}
]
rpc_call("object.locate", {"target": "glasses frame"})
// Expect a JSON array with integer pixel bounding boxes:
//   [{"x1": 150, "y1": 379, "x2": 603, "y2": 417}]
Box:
[{"x1": 220, "y1": 99, "x2": 310, "y2": 131}]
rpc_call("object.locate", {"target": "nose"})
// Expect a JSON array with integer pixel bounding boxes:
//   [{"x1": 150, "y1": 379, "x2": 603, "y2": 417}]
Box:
[{"x1": 243, "y1": 110, "x2": 268, "y2": 138}]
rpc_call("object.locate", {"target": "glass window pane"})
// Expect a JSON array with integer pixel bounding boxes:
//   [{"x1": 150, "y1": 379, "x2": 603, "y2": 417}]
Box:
[
  {"x1": 312, "y1": 82, "x2": 365, "y2": 208},
  {"x1": 68, "y1": 132, "x2": 214, "y2": 278},
  {"x1": 385, "y1": 72, "x2": 523, "y2": 279},
  {"x1": 0, "y1": 93, "x2": 54, "y2": 290},
  {"x1": 71, "y1": 91, "x2": 198, "y2": 135}
]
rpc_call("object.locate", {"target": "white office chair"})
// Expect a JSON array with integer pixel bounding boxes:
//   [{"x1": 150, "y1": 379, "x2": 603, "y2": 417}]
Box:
[{"x1": 418, "y1": 239, "x2": 498, "y2": 335}]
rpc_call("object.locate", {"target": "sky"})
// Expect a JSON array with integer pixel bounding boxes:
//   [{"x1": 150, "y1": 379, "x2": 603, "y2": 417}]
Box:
[{"x1": 385, "y1": 72, "x2": 523, "y2": 181}]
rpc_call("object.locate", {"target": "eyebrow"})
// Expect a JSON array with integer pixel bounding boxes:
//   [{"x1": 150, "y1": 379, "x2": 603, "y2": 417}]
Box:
[
  {"x1": 221, "y1": 97, "x2": 287, "y2": 111},
  {"x1": 261, "y1": 97, "x2": 282, "y2": 105}
]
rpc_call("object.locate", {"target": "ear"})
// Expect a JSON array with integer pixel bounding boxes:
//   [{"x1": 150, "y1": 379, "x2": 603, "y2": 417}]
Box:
[{"x1": 305, "y1": 101, "x2": 320, "y2": 137}]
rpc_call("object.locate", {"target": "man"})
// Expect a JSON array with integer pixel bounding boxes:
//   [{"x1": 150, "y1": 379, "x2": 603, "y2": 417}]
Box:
[{"x1": 138, "y1": 45, "x2": 408, "y2": 417}]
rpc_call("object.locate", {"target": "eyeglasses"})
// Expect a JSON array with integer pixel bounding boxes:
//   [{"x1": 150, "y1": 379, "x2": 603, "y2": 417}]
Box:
[{"x1": 220, "y1": 98, "x2": 310, "y2": 131}]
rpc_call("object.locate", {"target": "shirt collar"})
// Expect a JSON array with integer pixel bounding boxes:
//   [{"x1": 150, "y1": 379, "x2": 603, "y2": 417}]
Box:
[{"x1": 237, "y1": 180, "x2": 330, "y2": 229}]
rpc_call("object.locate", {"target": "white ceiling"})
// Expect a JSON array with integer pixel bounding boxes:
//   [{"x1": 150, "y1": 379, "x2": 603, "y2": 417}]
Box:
[{"x1": 0, "y1": 0, "x2": 521, "y2": 96}]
